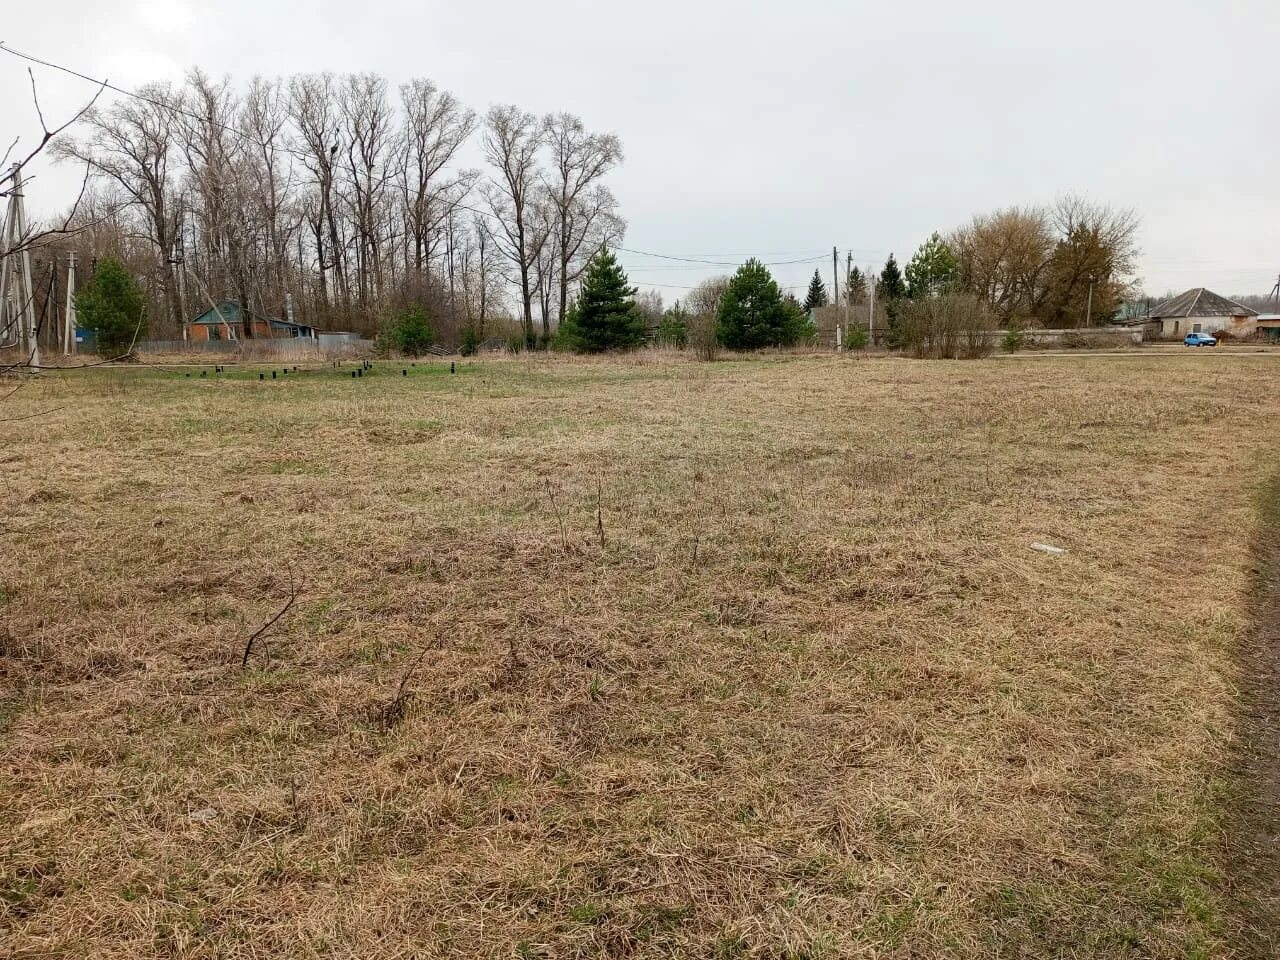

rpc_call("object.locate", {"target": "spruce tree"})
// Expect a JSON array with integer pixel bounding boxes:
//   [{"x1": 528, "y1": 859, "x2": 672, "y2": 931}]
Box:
[
  {"x1": 557, "y1": 248, "x2": 645, "y2": 352},
  {"x1": 717, "y1": 259, "x2": 812, "y2": 349},
  {"x1": 878, "y1": 254, "x2": 907, "y2": 346},
  {"x1": 804, "y1": 269, "x2": 829, "y2": 311},
  {"x1": 74, "y1": 257, "x2": 146, "y2": 357},
  {"x1": 878, "y1": 254, "x2": 905, "y2": 301},
  {"x1": 845, "y1": 266, "x2": 868, "y2": 306}
]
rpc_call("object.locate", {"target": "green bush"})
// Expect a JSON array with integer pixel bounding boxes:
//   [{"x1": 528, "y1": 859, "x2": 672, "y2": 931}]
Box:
[
  {"x1": 1002, "y1": 324, "x2": 1026, "y2": 353},
  {"x1": 459, "y1": 321, "x2": 481, "y2": 357},
  {"x1": 384, "y1": 305, "x2": 434, "y2": 356},
  {"x1": 846, "y1": 325, "x2": 869, "y2": 350},
  {"x1": 656, "y1": 306, "x2": 689, "y2": 348},
  {"x1": 75, "y1": 258, "x2": 146, "y2": 358}
]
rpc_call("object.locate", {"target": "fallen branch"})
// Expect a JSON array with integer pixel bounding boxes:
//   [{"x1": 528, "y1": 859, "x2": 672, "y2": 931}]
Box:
[{"x1": 241, "y1": 566, "x2": 297, "y2": 668}]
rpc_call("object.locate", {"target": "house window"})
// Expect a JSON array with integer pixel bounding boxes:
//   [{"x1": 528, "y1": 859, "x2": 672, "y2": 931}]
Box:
[
  {"x1": 208, "y1": 325, "x2": 220, "y2": 341},
  {"x1": 1193, "y1": 323, "x2": 1202, "y2": 333},
  {"x1": 1174, "y1": 321, "x2": 1180, "y2": 334}
]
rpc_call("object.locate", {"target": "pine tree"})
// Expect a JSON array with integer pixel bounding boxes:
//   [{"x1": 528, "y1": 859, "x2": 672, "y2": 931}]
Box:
[
  {"x1": 905, "y1": 232, "x2": 958, "y2": 299},
  {"x1": 717, "y1": 258, "x2": 813, "y2": 349},
  {"x1": 75, "y1": 257, "x2": 146, "y2": 357},
  {"x1": 804, "y1": 269, "x2": 829, "y2": 311},
  {"x1": 556, "y1": 248, "x2": 645, "y2": 352}
]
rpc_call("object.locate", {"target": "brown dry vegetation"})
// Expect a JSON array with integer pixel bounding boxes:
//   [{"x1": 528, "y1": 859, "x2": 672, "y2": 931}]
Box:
[{"x1": 2, "y1": 352, "x2": 1278, "y2": 958}]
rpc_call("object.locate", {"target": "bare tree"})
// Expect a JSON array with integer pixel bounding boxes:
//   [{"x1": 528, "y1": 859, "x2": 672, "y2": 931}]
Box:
[
  {"x1": 241, "y1": 76, "x2": 297, "y2": 321},
  {"x1": 543, "y1": 113, "x2": 623, "y2": 334},
  {"x1": 53, "y1": 83, "x2": 187, "y2": 333},
  {"x1": 288, "y1": 73, "x2": 346, "y2": 318},
  {"x1": 397, "y1": 79, "x2": 477, "y2": 278},
  {"x1": 338, "y1": 74, "x2": 393, "y2": 309},
  {"x1": 481, "y1": 105, "x2": 545, "y2": 347}
]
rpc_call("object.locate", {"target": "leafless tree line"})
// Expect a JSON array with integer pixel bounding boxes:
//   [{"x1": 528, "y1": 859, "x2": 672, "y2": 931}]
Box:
[{"x1": 43, "y1": 71, "x2": 625, "y2": 342}]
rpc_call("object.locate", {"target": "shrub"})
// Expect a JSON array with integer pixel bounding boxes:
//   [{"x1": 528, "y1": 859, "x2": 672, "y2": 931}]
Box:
[
  {"x1": 384, "y1": 305, "x2": 434, "y2": 356},
  {"x1": 846, "y1": 325, "x2": 869, "y2": 351},
  {"x1": 75, "y1": 258, "x2": 146, "y2": 358},
  {"x1": 458, "y1": 321, "x2": 481, "y2": 356},
  {"x1": 656, "y1": 306, "x2": 690, "y2": 348},
  {"x1": 689, "y1": 312, "x2": 719, "y2": 361},
  {"x1": 897, "y1": 292, "x2": 994, "y2": 359}
]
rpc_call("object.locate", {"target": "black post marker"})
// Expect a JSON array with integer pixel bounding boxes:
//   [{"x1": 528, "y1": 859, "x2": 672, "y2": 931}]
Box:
[
  {"x1": 351, "y1": 371, "x2": 356, "y2": 378},
  {"x1": 272, "y1": 370, "x2": 277, "y2": 379},
  {"x1": 259, "y1": 373, "x2": 264, "y2": 380},
  {"x1": 402, "y1": 369, "x2": 407, "y2": 376},
  {"x1": 185, "y1": 372, "x2": 190, "y2": 377},
  {"x1": 451, "y1": 361, "x2": 456, "y2": 374}
]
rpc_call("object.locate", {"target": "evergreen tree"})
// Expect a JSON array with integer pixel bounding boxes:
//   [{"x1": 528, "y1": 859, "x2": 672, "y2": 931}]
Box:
[
  {"x1": 878, "y1": 253, "x2": 906, "y2": 346},
  {"x1": 905, "y1": 232, "x2": 958, "y2": 298},
  {"x1": 74, "y1": 257, "x2": 146, "y2": 357},
  {"x1": 804, "y1": 269, "x2": 829, "y2": 311},
  {"x1": 656, "y1": 300, "x2": 690, "y2": 348},
  {"x1": 556, "y1": 248, "x2": 645, "y2": 352},
  {"x1": 878, "y1": 254, "x2": 906, "y2": 301},
  {"x1": 717, "y1": 258, "x2": 812, "y2": 349},
  {"x1": 385, "y1": 304, "x2": 435, "y2": 356},
  {"x1": 845, "y1": 266, "x2": 868, "y2": 306}
]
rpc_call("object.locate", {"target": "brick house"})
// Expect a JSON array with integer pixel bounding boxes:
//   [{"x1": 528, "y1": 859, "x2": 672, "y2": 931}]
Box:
[{"x1": 188, "y1": 301, "x2": 317, "y2": 342}]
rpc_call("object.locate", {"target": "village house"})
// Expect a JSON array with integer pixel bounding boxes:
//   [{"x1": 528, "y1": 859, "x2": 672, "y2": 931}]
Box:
[
  {"x1": 187, "y1": 300, "x2": 317, "y2": 342},
  {"x1": 1148, "y1": 288, "x2": 1259, "y2": 339}
]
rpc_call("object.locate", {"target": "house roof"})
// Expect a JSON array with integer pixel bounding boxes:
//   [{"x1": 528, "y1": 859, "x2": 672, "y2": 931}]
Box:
[
  {"x1": 191, "y1": 300, "x2": 313, "y2": 330},
  {"x1": 1149, "y1": 288, "x2": 1258, "y2": 319}
]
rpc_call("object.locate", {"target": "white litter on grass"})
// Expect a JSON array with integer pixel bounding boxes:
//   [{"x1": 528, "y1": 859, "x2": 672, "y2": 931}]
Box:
[
  {"x1": 1030, "y1": 542, "x2": 1067, "y2": 555},
  {"x1": 188, "y1": 807, "x2": 218, "y2": 822}
]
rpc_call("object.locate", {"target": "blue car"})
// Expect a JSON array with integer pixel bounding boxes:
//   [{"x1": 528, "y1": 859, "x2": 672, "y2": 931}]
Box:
[{"x1": 1184, "y1": 332, "x2": 1218, "y2": 347}]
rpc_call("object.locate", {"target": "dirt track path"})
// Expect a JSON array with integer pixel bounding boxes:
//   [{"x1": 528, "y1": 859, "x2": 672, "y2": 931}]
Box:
[{"x1": 1228, "y1": 488, "x2": 1280, "y2": 955}]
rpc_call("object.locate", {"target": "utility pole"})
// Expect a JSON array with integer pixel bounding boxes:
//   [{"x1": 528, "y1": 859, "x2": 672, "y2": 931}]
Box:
[
  {"x1": 0, "y1": 163, "x2": 38, "y2": 366},
  {"x1": 1269, "y1": 273, "x2": 1280, "y2": 311},
  {"x1": 844, "y1": 250, "x2": 851, "y2": 347},
  {"x1": 1084, "y1": 274, "x2": 1096, "y2": 328},
  {"x1": 832, "y1": 246, "x2": 841, "y2": 351},
  {"x1": 64, "y1": 252, "x2": 77, "y2": 355},
  {"x1": 868, "y1": 265, "x2": 876, "y2": 345}
]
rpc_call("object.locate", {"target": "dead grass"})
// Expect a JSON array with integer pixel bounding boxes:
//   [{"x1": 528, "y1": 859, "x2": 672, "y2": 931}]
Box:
[{"x1": 2, "y1": 352, "x2": 1278, "y2": 957}]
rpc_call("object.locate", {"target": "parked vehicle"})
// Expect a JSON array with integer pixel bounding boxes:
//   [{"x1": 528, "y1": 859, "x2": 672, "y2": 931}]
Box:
[{"x1": 1184, "y1": 332, "x2": 1218, "y2": 347}]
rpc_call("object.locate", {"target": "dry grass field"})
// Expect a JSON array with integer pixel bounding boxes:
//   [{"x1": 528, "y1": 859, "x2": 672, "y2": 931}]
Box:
[{"x1": 3, "y1": 352, "x2": 1280, "y2": 958}]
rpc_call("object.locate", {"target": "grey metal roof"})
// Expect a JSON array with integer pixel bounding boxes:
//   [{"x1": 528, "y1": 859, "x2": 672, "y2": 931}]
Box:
[{"x1": 1149, "y1": 288, "x2": 1258, "y2": 319}]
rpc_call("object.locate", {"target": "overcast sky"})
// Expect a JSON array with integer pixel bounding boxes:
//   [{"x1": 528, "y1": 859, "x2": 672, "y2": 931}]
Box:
[{"x1": 3, "y1": 0, "x2": 1278, "y2": 302}]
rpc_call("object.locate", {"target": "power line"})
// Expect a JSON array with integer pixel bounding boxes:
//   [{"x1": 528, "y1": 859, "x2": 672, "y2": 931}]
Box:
[{"x1": 0, "y1": 41, "x2": 275, "y2": 151}]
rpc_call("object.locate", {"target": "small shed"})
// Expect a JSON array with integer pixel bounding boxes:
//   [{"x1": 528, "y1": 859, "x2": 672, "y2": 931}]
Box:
[
  {"x1": 1257, "y1": 314, "x2": 1280, "y2": 342},
  {"x1": 1148, "y1": 288, "x2": 1258, "y2": 339},
  {"x1": 188, "y1": 301, "x2": 317, "y2": 341}
]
